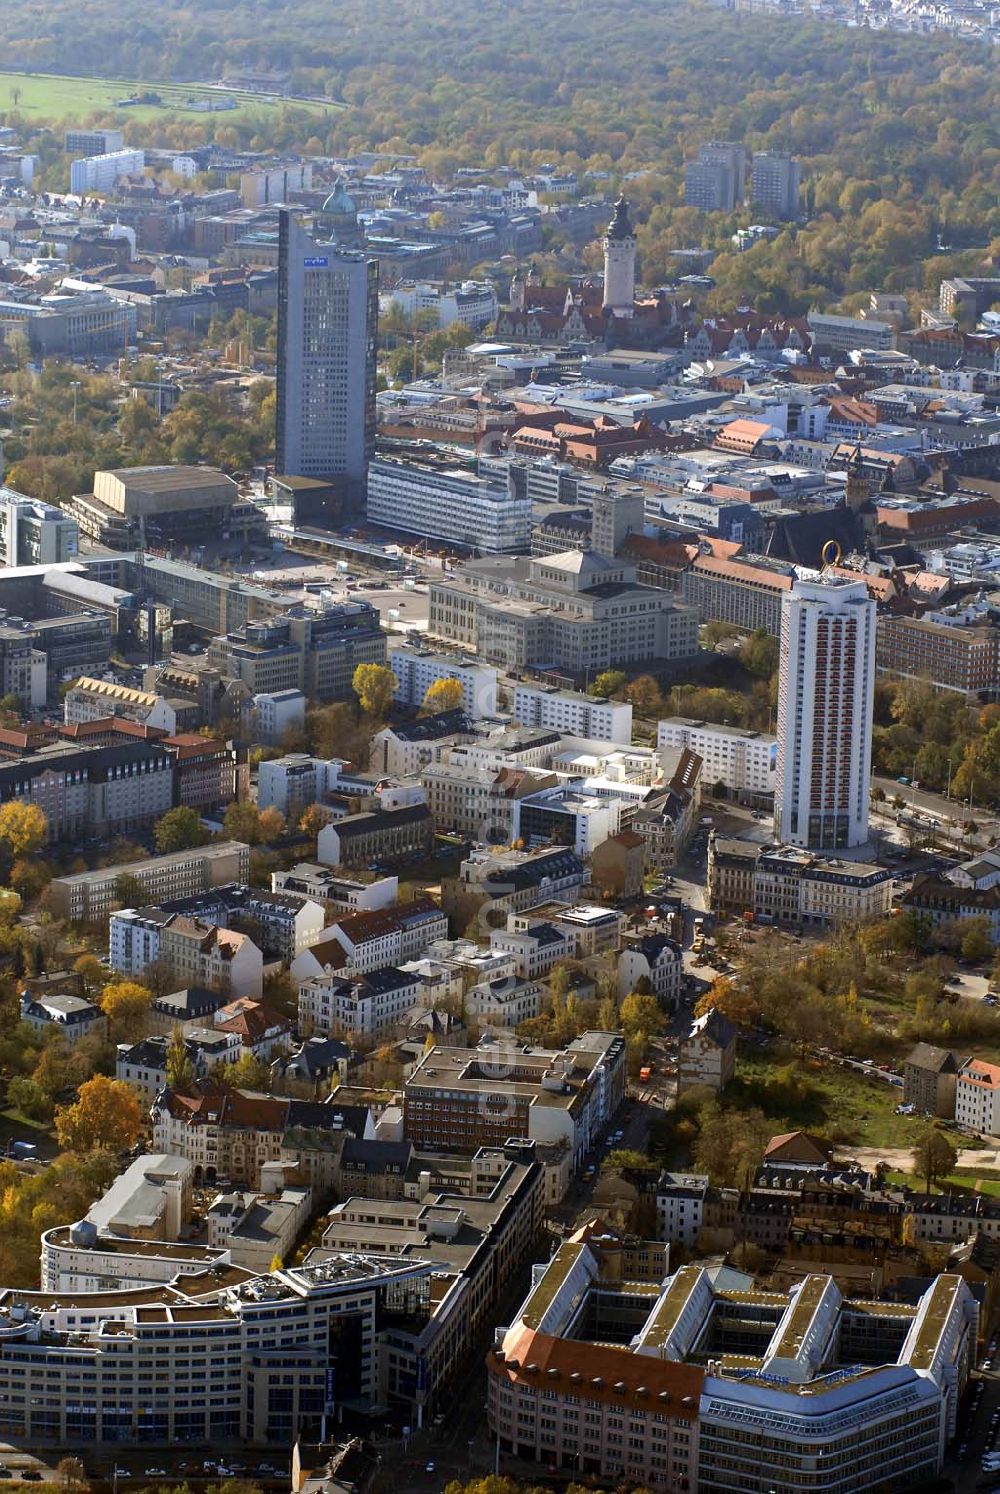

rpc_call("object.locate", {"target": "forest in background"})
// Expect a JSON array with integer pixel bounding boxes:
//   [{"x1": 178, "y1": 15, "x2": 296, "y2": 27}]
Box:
[{"x1": 0, "y1": 0, "x2": 998, "y2": 309}]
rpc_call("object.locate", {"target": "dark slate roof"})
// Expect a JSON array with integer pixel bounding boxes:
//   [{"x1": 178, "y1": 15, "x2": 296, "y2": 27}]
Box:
[
  {"x1": 905, "y1": 1042, "x2": 962, "y2": 1075},
  {"x1": 334, "y1": 803, "x2": 432, "y2": 837},
  {"x1": 153, "y1": 986, "x2": 227, "y2": 1020},
  {"x1": 0, "y1": 739, "x2": 170, "y2": 793},
  {"x1": 388, "y1": 710, "x2": 469, "y2": 743},
  {"x1": 286, "y1": 1099, "x2": 368, "y2": 1136},
  {"x1": 765, "y1": 506, "x2": 865, "y2": 568},
  {"x1": 340, "y1": 1139, "x2": 413, "y2": 1174},
  {"x1": 482, "y1": 847, "x2": 584, "y2": 894}
]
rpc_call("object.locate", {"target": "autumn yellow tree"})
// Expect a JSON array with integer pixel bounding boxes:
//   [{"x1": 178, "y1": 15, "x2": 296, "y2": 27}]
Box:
[
  {"x1": 625, "y1": 675, "x2": 661, "y2": 715},
  {"x1": 55, "y1": 1076, "x2": 143, "y2": 1153},
  {"x1": 98, "y1": 979, "x2": 152, "y2": 1041},
  {"x1": 73, "y1": 953, "x2": 107, "y2": 994},
  {"x1": 0, "y1": 801, "x2": 46, "y2": 859},
  {"x1": 695, "y1": 976, "x2": 761, "y2": 1028},
  {"x1": 619, "y1": 991, "x2": 665, "y2": 1040},
  {"x1": 298, "y1": 803, "x2": 330, "y2": 837},
  {"x1": 223, "y1": 799, "x2": 264, "y2": 844},
  {"x1": 258, "y1": 806, "x2": 286, "y2": 843},
  {"x1": 422, "y1": 677, "x2": 464, "y2": 714},
  {"x1": 352, "y1": 662, "x2": 396, "y2": 720}
]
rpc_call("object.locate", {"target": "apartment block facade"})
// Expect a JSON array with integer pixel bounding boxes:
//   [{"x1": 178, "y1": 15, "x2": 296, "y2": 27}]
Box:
[{"x1": 49, "y1": 841, "x2": 251, "y2": 922}]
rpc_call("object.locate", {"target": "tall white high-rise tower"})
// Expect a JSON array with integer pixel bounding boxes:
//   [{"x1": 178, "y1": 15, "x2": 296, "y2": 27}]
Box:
[
  {"x1": 603, "y1": 194, "x2": 636, "y2": 318},
  {"x1": 774, "y1": 574, "x2": 876, "y2": 850}
]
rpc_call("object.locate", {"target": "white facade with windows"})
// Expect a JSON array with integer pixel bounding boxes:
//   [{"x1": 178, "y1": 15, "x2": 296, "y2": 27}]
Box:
[
  {"x1": 390, "y1": 646, "x2": 497, "y2": 717},
  {"x1": 775, "y1": 576, "x2": 876, "y2": 850},
  {"x1": 367, "y1": 457, "x2": 532, "y2": 554},
  {"x1": 69, "y1": 148, "x2": 144, "y2": 195},
  {"x1": 251, "y1": 689, "x2": 306, "y2": 746},
  {"x1": 657, "y1": 717, "x2": 776, "y2": 797},
  {"x1": 655, "y1": 1173, "x2": 708, "y2": 1251},
  {"x1": 388, "y1": 280, "x2": 498, "y2": 331},
  {"x1": 514, "y1": 684, "x2": 632, "y2": 744},
  {"x1": 298, "y1": 967, "x2": 422, "y2": 1037},
  {"x1": 955, "y1": 1059, "x2": 1000, "y2": 1135}
]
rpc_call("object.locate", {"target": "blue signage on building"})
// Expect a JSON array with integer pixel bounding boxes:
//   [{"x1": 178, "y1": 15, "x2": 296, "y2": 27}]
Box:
[{"x1": 304, "y1": 256, "x2": 329, "y2": 268}]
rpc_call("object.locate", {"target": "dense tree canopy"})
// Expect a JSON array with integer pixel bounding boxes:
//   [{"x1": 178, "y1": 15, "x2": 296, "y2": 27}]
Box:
[{"x1": 0, "y1": 2, "x2": 997, "y2": 307}]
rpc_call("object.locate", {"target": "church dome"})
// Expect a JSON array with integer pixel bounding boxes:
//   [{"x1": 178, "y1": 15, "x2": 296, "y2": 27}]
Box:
[{"x1": 322, "y1": 180, "x2": 356, "y2": 216}]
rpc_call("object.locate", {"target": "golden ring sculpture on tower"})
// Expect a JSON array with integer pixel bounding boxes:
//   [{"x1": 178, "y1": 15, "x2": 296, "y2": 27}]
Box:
[{"x1": 821, "y1": 539, "x2": 842, "y2": 568}]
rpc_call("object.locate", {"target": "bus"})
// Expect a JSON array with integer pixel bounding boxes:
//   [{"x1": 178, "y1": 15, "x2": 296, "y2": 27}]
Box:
[{"x1": 638, "y1": 1066, "x2": 653, "y2": 1083}]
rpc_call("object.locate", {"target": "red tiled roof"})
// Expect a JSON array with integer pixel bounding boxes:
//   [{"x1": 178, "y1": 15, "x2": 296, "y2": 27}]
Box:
[
  {"x1": 492, "y1": 1322, "x2": 703, "y2": 1417},
  {"x1": 691, "y1": 554, "x2": 793, "y2": 590},
  {"x1": 713, "y1": 418, "x2": 775, "y2": 453},
  {"x1": 960, "y1": 1060, "x2": 1000, "y2": 1090}
]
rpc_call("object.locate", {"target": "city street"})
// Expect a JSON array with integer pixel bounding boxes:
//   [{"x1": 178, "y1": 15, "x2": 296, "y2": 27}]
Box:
[{"x1": 872, "y1": 774, "x2": 998, "y2": 847}]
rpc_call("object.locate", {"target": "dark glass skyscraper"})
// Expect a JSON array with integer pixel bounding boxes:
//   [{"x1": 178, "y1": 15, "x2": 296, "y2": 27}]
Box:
[{"x1": 275, "y1": 212, "x2": 378, "y2": 512}]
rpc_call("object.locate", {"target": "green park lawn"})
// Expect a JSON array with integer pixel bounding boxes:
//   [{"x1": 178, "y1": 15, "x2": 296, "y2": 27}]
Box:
[
  {"x1": 730, "y1": 1049, "x2": 929, "y2": 1152},
  {"x1": 0, "y1": 70, "x2": 335, "y2": 123}
]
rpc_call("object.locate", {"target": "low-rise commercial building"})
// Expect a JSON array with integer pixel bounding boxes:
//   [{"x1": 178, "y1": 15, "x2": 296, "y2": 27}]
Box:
[
  {"x1": 513, "y1": 684, "x2": 632, "y2": 744},
  {"x1": 517, "y1": 901, "x2": 625, "y2": 957},
  {"x1": 317, "y1": 803, "x2": 433, "y2": 868},
  {"x1": 404, "y1": 1031, "x2": 626, "y2": 1168},
  {"x1": 512, "y1": 781, "x2": 622, "y2": 855},
  {"x1": 207, "y1": 1181, "x2": 311, "y2": 1274},
  {"x1": 708, "y1": 837, "x2": 895, "y2": 926},
  {"x1": 50, "y1": 841, "x2": 251, "y2": 923}
]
